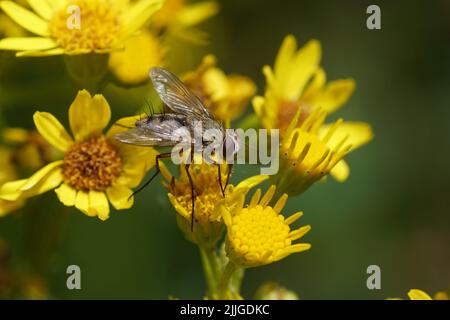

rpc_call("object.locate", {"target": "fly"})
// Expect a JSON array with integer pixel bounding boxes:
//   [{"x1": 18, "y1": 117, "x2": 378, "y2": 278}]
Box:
[{"x1": 114, "y1": 67, "x2": 240, "y2": 231}]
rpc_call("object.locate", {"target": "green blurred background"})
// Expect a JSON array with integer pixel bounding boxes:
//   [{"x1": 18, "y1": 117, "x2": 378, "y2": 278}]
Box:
[{"x1": 1, "y1": 0, "x2": 449, "y2": 299}]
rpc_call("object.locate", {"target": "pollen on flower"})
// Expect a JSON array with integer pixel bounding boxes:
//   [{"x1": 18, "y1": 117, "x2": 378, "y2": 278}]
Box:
[
  {"x1": 229, "y1": 205, "x2": 291, "y2": 262},
  {"x1": 224, "y1": 186, "x2": 311, "y2": 267},
  {"x1": 49, "y1": 0, "x2": 120, "y2": 52},
  {"x1": 62, "y1": 136, "x2": 122, "y2": 191}
]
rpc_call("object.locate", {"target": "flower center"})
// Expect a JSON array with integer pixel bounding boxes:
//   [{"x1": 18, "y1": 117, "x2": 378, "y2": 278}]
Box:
[
  {"x1": 62, "y1": 136, "x2": 122, "y2": 191},
  {"x1": 49, "y1": 0, "x2": 120, "y2": 52},
  {"x1": 229, "y1": 205, "x2": 290, "y2": 263},
  {"x1": 170, "y1": 164, "x2": 226, "y2": 222}
]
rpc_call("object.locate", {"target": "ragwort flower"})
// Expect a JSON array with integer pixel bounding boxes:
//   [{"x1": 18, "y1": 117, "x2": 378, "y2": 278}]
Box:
[
  {"x1": 0, "y1": 0, "x2": 164, "y2": 56},
  {"x1": 221, "y1": 185, "x2": 311, "y2": 268},
  {"x1": 271, "y1": 108, "x2": 373, "y2": 196},
  {"x1": 160, "y1": 159, "x2": 267, "y2": 248},
  {"x1": 253, "y1": 34, "x2": 355, "y2": 133},
  {"x1": 0, "y1": 90, "x2": 156, "y2": 220}
]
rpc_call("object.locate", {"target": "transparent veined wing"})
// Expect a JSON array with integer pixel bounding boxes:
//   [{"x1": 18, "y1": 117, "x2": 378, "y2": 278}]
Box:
[
  {"x1": 114, "y1": 114, "x2": 189, "y2": 147},
  {"x1": 150, "y1": 67, "x2": 213, "y2": 120}
]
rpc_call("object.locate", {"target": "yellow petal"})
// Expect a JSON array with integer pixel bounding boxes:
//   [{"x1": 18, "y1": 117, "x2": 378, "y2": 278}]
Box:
[
  {"x1": 19, "y1": 161, "x2": 63, "y2": 191},
  {"x1": 17, "y1": 48, "x2": 65, "y2": 57},
  {"x1": 177, "y1": 1, "x2": 219, "y2": 26},
  {"x1": 330, "y1": 159, "x2": 350, "y2": 182},
  {"x1": 26, "y1": 0, "x2": 53, "y2": 20},
  {"x1": 69, "y1": 90, "x2": 111, "y2": 140},
  {"x1": 75, "y1": 190, "x2": 94, "y2": 217},
  {"x1": 284, "y1": 39, "x2": 321, "y2": 100},
  {"x1": 89, "y1": 190, "x2": 110, "y2": 221},
  {"x1": 120, "y1": 0, "x2": 164, "y2": 39},
  {"x1": 33, "y1": 112, "x2": 73, "y2": 152},
  {"x1": 0, "y1": 37, "x2": 56, "y2": 51},
  {"x1": 302, "y1": 67, "x2": 326, "y2": 101},
  {"x1": 106, "y1": 185, "x2": 134, "y2": 210},
  {"x1": 408, "y1": 289, "x2": 432, "y2": 300},
  {"x1": 0, "y1": 179, "x2": 28, "y2": 201},
  {"x1": 308, "y1": 79, "x2": 356, "y2": 114},
  {"x1": 0, "y1": 1, "x2": 50, "y2": 36},
  {"x1": 54, "y1": 183, "x2": 77, "y2": 206},
  {"x1": 234, "y1": 175, "x2": 268, "y2": 193},
  {"x1": 320, "y1": 121, "x2": 374, "y2": 152}
]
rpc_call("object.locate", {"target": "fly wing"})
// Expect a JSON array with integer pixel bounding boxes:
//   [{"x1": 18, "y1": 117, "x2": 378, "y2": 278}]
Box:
[
  {"x1": 150, "y1": 67, "x2": 213, "y2": 120},
  {"x1": 114, "y1": 114, "x2": 188, "y2": 147},
  {"x1": 114, "y1": 127, "x2": 177, "y2": 147}
]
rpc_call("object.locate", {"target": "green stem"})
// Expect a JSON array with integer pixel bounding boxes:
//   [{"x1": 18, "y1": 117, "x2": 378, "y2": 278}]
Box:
[
  {"x1": 199, "y1": 246, "x2": 220, "y2": 295},
  {"x1": 217, "y1": 261, "x2": 238, "y2": 295}
]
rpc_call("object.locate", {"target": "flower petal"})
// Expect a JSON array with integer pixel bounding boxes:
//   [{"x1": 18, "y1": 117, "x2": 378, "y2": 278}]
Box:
[
  {"x1": 55, "y1": 183, "x2": 77, "y2": 206},
  {"x1": 0, "y1": 37, "x2": 57, "y2": 51},
  {"x1": 26, "y1": 0, "x2": 53, "y2": 20},
  {"x1": 408, "y1": 289, "x2": 432, "y2": 300},
  {"x1": 106, "y1": 185, "x2": 134, "y2": 210},
  {"x1": 89, "y1": 190, "x2": 110, "y2": 221},
  {"x1": 330, "y1": 159, "x2": 350, "y2": 182},
  {"x1": 33, "y1": 112, "x2": 73, "y2": 152},
  {"x1": 120, "y1": 0, "x2": 164, "y2": 39},
  {"x1": 0, "y1": 179, "x2": 28, "y2": 201},
  {"x1": 234, "y1": 175, "x2": 268, "y2": 192},
  {"x1": 19, "y1": 161, "x2": 63, "y2": 191},
  {"x1": 320, "y1": 121, "x2": 374, "y2": 152},
  {"x1": 308, "y1": 79, "x2": 356, "y2": 114},
  {"x1": 177, "y1": 1, "x2": 219, "y2": 26},
  {"x1": 17, "y1": 48, "x2": 65, "y2": 57},
  {"x1": 69, "y1": 90, "x2": 111, "y2": 140},
  {"x1": 0, "y1": 1, "x2": 50, "y2": 36},
  {"x1": 75, "y1": 190, "x2": 94, "y2": 217}
]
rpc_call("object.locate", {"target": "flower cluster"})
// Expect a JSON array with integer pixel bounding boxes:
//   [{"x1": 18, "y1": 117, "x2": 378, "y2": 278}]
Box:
[{"x1": 0, "y1": 1, "x2": 382, "y2": 300}]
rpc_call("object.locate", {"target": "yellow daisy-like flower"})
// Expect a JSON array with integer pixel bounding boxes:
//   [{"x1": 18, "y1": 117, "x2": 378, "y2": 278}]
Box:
[
  {"x1": 0, "y1": 90, "x2": 156, "y2": 220},
  {"x1": 183, "y1": 55, "x2": 257, "y2": 123},
  {"x1": 221, "y1": 185, "x2": 311, "y2": 268},
  {"x1": 0, "y1": 146, "x2": 24, "y2": 217},
  {"x1": 160, "y1": 158, "x2": 268, "y2": 247},
  {"x1": 272, "y1": 108, "x2": 373, "y2": 196},
  {"x1": 253, "y1": 34, "x2": 356, "y2": 133},
  {"x1": 152, "y1": 0, "x2": 218, "y2": 44},
  {"x1": 108, "y1": 29, "x2": 166, "y2": 86},
  {"x1": 0, "y1": 0, "x2": 164, "y2": 56}
]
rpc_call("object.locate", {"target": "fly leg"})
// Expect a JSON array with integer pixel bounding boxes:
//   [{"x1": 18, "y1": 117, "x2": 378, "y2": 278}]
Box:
[
  {"x1": 128, "y1": 152, "x2": 172, "y2": 200},
  {"x1": 185, "y1": 164, "x2": 196, "y2": 232},
  {"x1": 225, "y1": 163, "x2": 233, "y2": 187},
  {"x1": 217, "y1": 164, "x2": 225, "y2": 197}
]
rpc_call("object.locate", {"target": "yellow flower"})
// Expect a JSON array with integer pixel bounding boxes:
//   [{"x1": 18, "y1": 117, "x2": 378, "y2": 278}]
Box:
[
  {"x1": 271, "y1": 108, "x2": 373, "y2": 196},
  {"x1": 0, "y1": 0, "x2": 164, "y2": 56},
  {"x1": 0, "y1": 146, "x2": 24, "y2": 216},
  {"x1": 160, "y1": 158, "x2": 267, "y2": 247},
  {"x1": 253, "y1": 34, "x2": 356, "y2": 133},
  {"x1": 184, "y1": 55, "x2": 256, "y2": 123},
  {"x1": 221, "y1": 185, "x2": 311, "y2": 267},
  {"x1": 152, "y1": 0, "x2": 218, "y2": 44},
  {"x1": 108, "y1": 29, "x2": 166, "y2": 86},
  {"x1": 0, "y1": 90, "x2": 157, "y2": 220}
]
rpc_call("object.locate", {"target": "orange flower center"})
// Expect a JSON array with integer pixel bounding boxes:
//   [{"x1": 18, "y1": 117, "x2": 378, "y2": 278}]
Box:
[{"x1": 62, "y1": 136, "x2": 122, "y2": 191}]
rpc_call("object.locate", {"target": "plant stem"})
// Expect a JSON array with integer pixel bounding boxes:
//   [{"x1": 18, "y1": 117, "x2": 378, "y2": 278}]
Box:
[
  {"x1": 217, "y1": 261, "x2": 238, "y2": 295},
  {"x1": 199, "y1": 246, "x2": 219, "y2": 295}
]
